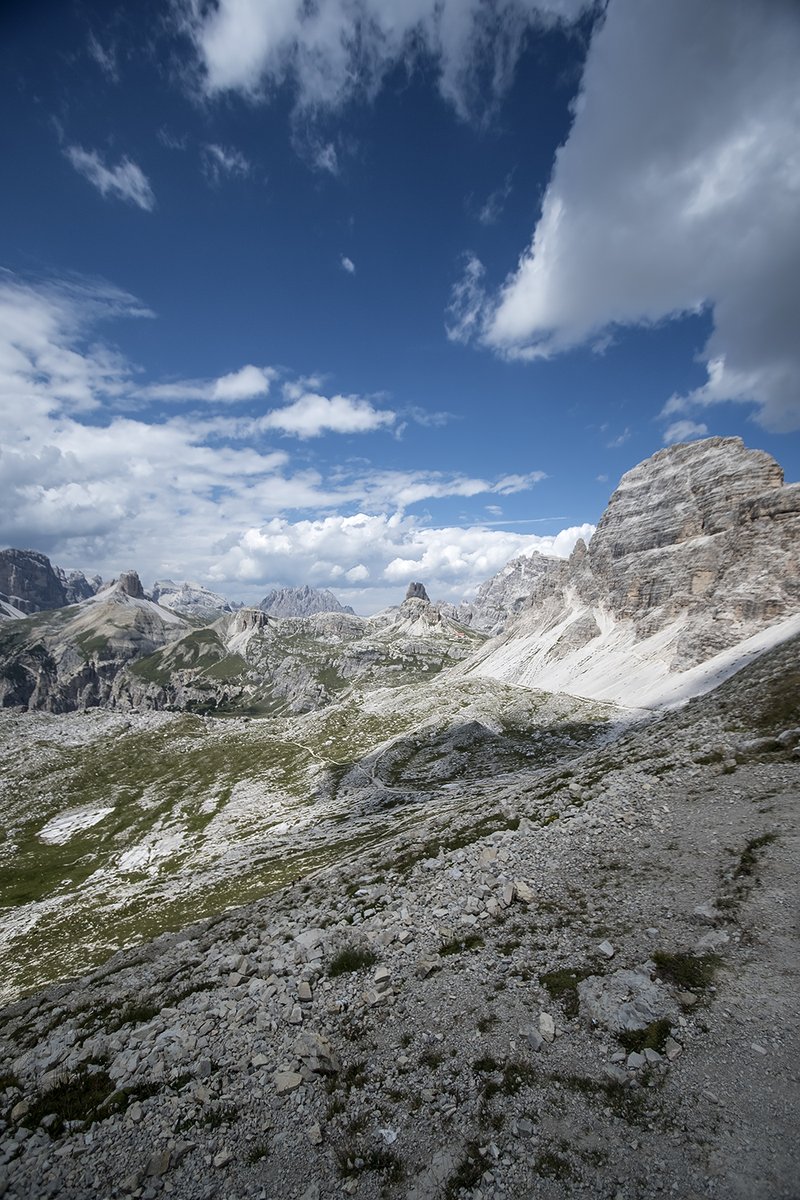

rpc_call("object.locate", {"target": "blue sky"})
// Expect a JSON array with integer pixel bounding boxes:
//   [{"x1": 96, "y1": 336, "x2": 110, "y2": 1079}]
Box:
[{"x1": 1, "y1": 0, "x2": 798, "y2": 611}]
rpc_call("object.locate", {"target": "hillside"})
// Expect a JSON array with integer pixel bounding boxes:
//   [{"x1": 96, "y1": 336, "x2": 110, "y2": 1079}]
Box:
[
  {"x1": 0, "y1": 436, "x2": 798, "y2": 1198},
  {"x1": 0, "y1": 632, "x2": 797, "y2": 1198}
]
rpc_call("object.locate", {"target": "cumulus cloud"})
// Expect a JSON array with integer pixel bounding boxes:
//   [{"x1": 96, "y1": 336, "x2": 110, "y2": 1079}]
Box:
[
  {"x1": 340, "y1": 256, "x2": 356, "y2": 274},
  {"x1": 663, "y1": 420, "x2": 709, "y2": 445},
  {"x1": 65, "y1": 146, "x2": 156, "y2": 210},
  {"x1": 471, "y1": 0, "x2": 800, "y2": 432},
  {"x1": 202, "y1": 142, "x2": 251, "y2": 182},
  {"x1": 262, "y1": 390, "x2": 395, "y2": 438},
  {"x1": 0, "y1": 272, "x2": 556, "y2": 607},
  {"x1": 177, "y1": 0, "x2": 590, "y2": 120},
  {"x1": 211, "y1": 513, "x2": 594, "y2": 611},
  {"x1": 141, "y1": 364, "x2": 276, "y2": 404}
]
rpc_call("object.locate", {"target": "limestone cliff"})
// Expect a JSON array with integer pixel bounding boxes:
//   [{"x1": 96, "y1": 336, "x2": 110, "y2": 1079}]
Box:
[{"x1": 466, "y1": 438, "x2": 800, "y2": 708}]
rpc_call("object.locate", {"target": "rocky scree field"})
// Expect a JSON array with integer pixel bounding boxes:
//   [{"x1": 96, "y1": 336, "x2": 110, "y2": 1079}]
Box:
[{"x1": 0, "y1": 633, "x2": 797, "y2": 1200}]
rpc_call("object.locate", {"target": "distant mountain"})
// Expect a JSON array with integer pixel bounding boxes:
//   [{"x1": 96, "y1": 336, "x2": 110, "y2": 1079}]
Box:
[
  {"x1": 259, "y1": 584, "x2": 355, "y2": 618},
  {"x1": 447, "y1": 551, "x2": 563, "y2": 635},
  {"x1": 466, "y1": 437, "x2": 800, "y2": 709},
  {"x1": 0, "y1": 548, "x2": 101, "y2": 617},
  {"x1": 150, "y1": 579, "x2": 232, "y2": 619}
]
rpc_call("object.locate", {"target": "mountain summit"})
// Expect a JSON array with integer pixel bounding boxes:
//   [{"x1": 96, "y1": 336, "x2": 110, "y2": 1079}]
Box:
[{"x1": 467, "y1": 437, "x2": 800, "y2": 708}]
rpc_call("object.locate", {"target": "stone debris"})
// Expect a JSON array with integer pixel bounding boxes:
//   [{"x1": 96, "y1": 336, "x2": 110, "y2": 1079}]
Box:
[{"x1": 0, "y1": 624, "x2": 798, "y2": 1200}]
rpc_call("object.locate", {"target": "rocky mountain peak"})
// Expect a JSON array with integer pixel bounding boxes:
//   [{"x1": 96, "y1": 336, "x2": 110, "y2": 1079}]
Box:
[
  {"x1": 259, "y1": 586, "x2": 354, "y2": 618},
  {"x1": 405, "y1": 581, "x2": 430, "y2": 602},
  {"x1": 0, "y1": 548, "x2": 68, "y2": 615},
  {"x1": 232, "y1": 607, "x2": 270, "y2": 633},
  {"x1": 116, "y1": 570, "x2": 145, "y2": 600},
  {"x1": 468, "y1": 436, "x2": 800, "y2": 706}
]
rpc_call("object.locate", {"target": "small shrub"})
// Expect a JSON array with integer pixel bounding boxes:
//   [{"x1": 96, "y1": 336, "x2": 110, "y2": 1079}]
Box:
[
  {"x1": 535, "y1": 1150, "x2": 573, "y2": 1181},
  {"x1": 439, "y1": 933, "x2": 484, "y2": 957},
  {"x1": 444, "y1": 1141, "x2": 485, "y2": 1199},
  {"x1": 618, "y1": 1018, "x2": 671, "y2": 1055},
  {"x1": 539, "y1": 966, "x2": 591, "y2": 1018},
  {"x1": 328, "y1": 946, "x2": 378, "y2": 978},
  {"x1": 652, "y1": 951, "x2": 719, "y2": 991},
  {"x1": 24, "y1": 1068, "x2": 116, "y2": 1136},
  {"x1": 734, "y1": 833, "x2": 777, "y2": 879}
]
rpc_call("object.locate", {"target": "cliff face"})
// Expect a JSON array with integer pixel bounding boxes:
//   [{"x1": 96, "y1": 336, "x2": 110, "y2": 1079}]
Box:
[
  {"x1": 466, "y1": 438, "x2": 800, "y2": 707},
  {"x1": 0, "y1": 549, "x2": 68, "y2": 615}
]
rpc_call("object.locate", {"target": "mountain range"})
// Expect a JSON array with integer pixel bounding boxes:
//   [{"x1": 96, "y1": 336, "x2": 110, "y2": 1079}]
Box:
[{"x1": 0, "y1": 436, "x2": 798, "y2": 1198}]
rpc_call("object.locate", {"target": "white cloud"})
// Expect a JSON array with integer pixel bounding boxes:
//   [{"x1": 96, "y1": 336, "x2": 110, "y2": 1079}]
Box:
[
  {"x1": 213, "y1": 364, "x2": 273, "y2": 401},
  {"x1": 473, "y1": 0, "x2": 800, "y2": 432},
  {"x1": 212, "y1": 513, "x2": 594, "y2": 611},
  {"x1": 177, "y1": 0, "x2": 590, "y2": 120},
  {"x1": 262, "y1": 390, "x2": 395, "y2": 438},
  {"x1": 315, "y1": 142, "x2": 339, "y2": 174},
  {"x1": 663, "y1": 419, "x2": 709, "y2": 445},
  {"x1": 139, "y1": 365, "x2": 275, "y2": 404},
  {"x1": 202, "y1": 143, "x2": 251, "y2": 182},
  {"x1": 0, "y1": 273, "x2": 556, "y2": 608},
  {"x1": 340, "y1": 255, "x2": 356, "y2": 274},
  {"x1": 65, "y1": 146, "x2": 155, "y2": 211}
]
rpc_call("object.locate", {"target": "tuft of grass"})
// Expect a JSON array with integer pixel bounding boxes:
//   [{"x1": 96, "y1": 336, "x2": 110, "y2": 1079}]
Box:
[
  {"x1": 247, "y1": 1141, "x2": 269, "y2": 1164},
  {"x1": 476, "y1": 1013, "x2": 497, "y2": 1034},
  {"x1": 535, "y1": 1150, "x2": 574, "y2": 1181},
  {"x1": 419, "y1": 1049, "x2": 444, "y2": 1069},
  {"x1": 618, "y1": 1018, "x2": 672, "y2": 1055},
  {"x1": 200, "y1": 1102, "x2": 238, "y2": 1129},
  {"x1": 23, "y1": 1068, "x2": 116, "y2": 1136},
  {"x1": 539, "y1": 966, "x2": 591, "y2": 1018},
  {"x1": 328, "y1": 946, "x2": 378, "y2": 977},
  {"x1": 652, "y1": 951, "x2": 719, "y2": 991},
  {"x1": 734, "y1": 833, "x2": 777, "y2": 879},
  {"x1": 439, "y1": 933, "x2": 484, "y2": 957},
  {"x1": 444, "y1": 1141, "x2": 485, "y2": 1199}
]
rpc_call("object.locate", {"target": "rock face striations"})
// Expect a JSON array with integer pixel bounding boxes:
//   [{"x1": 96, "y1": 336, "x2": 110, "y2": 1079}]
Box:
[{"x1": 467, "y1": 438, "x2": 800, "y2": 708}]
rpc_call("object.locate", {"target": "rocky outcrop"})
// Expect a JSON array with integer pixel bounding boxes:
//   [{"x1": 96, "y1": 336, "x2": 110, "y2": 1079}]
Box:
[
  {"x1": 0, "y1": 549, "x2": 102, "y2": 614},
  {"x1": 57, "y1": 568, "x2": 102, "y2": 604},
  {"x1": 151, "y1": 579, "x2": 232, "y2": 618},
  {"x1": 405, "y1": 581, "x2": 430, "y2": 602},
  {"x1": 259, "y1": 585, "x2": 355, "y2": 618},
  {"x1": 0, "y1": 549, "x2": 68, "y2": 615},
  {"x1": 467, "y1": 438, "x2": 800, "y2": 707},
  {"x1": 452, "y1": 552, "x2": 566, "y2": 634}
]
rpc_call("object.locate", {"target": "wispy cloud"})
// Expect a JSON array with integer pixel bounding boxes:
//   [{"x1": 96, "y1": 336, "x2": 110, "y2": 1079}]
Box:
[
  {"x1": 140, "y1": 365, "x2": 276, "y2": 404},
  {"x1": 177, "y1": 0, "x2": 590, "y2": 122},
  {"x1": 445, "y1": 253, "x2": 486, "y2": 344},
  {"x1": 202, "y1": 143, "x2": 251, "y2": 183},
  {"x1": 87, "y1": 33, "x2": 118, "y2": 81},
  {"x1": 340, "y1": 255, "x2": 355, "y2": 275},
  {"x1": 478, "y1": 170, "x2": 514, "y2": 225},
  {"x1": 314, "y1": 141, "x2": 339, "y2": 174},
  {"x1": 65, "y1": 146, "x2": 155, "y2": 211},
  {"x1": 663, "y1": 419, "x2": 709, "y2": 445}
]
